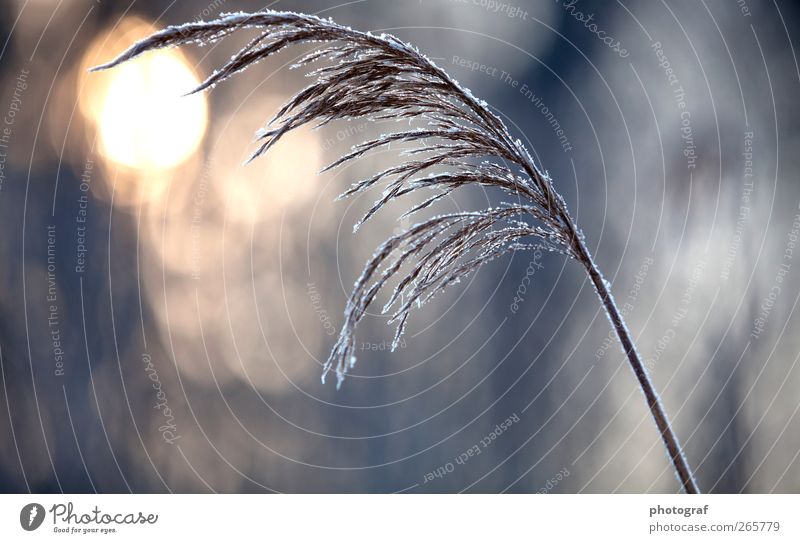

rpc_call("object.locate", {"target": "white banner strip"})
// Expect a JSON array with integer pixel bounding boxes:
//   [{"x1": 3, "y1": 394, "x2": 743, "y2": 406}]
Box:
[{"x1": 1, "y1": 494, "x2": 797, "y2": 541}]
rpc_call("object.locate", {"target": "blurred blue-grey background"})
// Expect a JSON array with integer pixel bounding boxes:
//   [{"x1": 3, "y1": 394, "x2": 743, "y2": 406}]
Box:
[{"x1": 1, "y1": 0, "x2": 799, "y2": 493}]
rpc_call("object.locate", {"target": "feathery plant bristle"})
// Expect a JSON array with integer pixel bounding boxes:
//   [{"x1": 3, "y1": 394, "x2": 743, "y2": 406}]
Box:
[
  {"x1": 92, "y1": 10, "x2": 580, "y2": 388},
  {"x1": 93, "y1": 9, "x2": 700, "y2": 493}
]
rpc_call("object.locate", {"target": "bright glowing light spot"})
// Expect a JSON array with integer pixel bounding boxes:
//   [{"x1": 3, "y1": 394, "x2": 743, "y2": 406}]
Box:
[
  {"x1": 78, "y1": 17, "x2": 207, "y2": 174},
  {"x1": 96, "y1": 52, "x2": 207, "y2": 170}
]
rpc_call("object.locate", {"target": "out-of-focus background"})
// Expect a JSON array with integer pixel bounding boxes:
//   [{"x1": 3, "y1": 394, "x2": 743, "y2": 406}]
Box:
[{"x1": 0, "y1": 0, "x2": 798, "y2": 493}]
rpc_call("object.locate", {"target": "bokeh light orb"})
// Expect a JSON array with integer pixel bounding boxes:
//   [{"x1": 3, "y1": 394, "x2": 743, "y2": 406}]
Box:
[{"x1": 79, "y1": 17, "x2": 207, "y2": 172}]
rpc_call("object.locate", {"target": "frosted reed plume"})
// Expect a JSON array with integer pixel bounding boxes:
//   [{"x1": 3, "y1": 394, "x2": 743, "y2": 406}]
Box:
[{"x1": 92, "y1": 10, "x2": 700, "y2": 493}]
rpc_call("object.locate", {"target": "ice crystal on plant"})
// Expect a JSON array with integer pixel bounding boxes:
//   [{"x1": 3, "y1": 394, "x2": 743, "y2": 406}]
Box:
[{"x1": 92, "y1": 10, "x2": 583, "y2": 387}]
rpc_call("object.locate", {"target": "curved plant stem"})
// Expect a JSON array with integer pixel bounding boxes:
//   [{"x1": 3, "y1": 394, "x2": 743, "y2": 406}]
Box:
[
  {"x1": 512, "y1": 144, "x2": 700, "y2": 493},
  {"x1": 574, "y1": 236, "x2": 701, "y2": 494}
]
